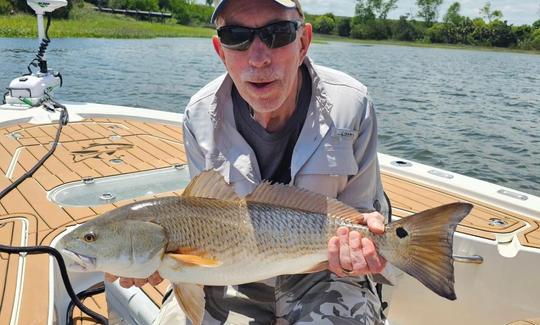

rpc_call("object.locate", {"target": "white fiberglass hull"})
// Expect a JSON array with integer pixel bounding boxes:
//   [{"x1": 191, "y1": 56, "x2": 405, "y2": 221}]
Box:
[{"x1": 0, "y1": 102, "x2": 538, "y2": 325}]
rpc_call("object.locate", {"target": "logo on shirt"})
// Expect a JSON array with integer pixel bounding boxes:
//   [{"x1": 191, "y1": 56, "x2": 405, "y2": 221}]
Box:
[{"x1": 333, "y1": 129, "x2": 357, "y2": 139}]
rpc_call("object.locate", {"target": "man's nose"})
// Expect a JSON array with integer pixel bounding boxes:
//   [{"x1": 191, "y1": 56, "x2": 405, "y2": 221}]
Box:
[{"x1": 248, "y1": 36, "x2": 271, "y2": 68}]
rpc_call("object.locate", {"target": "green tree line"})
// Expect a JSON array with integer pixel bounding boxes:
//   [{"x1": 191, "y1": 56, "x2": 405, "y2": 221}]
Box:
[
  {"x1": 1, "y1": 0, "x2": 539, "y2": 50},
  {"x1": 310, "y1": 0, "x2": 540, "y2": 50}
]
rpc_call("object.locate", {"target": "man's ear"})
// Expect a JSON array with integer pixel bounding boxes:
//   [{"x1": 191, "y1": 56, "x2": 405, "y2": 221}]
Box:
[
  {"x1": 212, "y1": 35, "x2": 226, "y2": 63},
  {"x1": 299, "y1": 23, "x2": 312, "y2": 63}
]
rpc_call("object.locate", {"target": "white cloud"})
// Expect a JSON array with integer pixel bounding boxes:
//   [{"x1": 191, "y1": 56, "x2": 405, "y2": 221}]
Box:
[
  {"x1": 195, "y1": 0, "x2": 540, "y2": 25},
  {"x1": 300, "y1": 0, "x2": 356, "y2": 16},
  {"x1": 299, "y1": 0, "x2": 539, "y2": 25}
]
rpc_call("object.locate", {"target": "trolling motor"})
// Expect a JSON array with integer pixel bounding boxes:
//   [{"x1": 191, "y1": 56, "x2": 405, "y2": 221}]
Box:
[
  {"x1": 4, "y1": 0, "x2": 67, "y2": 107},
  {"x1": 1, "y1": 1, "x2": 108, "y2": 323}
]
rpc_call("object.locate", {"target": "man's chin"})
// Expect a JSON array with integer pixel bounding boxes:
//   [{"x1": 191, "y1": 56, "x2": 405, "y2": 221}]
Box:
[{"x1": 246, "y1": 96, "x2": 284, "y2": 114}]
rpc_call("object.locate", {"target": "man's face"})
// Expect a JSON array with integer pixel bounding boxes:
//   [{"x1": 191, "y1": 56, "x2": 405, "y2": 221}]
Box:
[{"x1": 213, "y1": 0, "x2": 312, "y2": 115}]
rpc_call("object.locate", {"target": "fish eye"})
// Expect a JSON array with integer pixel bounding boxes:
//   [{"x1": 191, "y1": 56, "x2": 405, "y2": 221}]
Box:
[
  {"x1": 83, "y1": 232, "x2": 97, "y2": 242},
  {"x1": 396, "y1": 227, "x2": 408, "y2": 239}
]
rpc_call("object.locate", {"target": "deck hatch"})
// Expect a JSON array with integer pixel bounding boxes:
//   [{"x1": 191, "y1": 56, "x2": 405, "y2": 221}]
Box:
[{"x1": 48, "y1": 165, "x2": 190, "y2": 207}]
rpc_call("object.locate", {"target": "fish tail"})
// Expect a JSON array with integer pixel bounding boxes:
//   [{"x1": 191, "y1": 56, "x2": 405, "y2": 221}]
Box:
[{"x1": 382, "y1": 202, "x2": 473, "y2": 300}]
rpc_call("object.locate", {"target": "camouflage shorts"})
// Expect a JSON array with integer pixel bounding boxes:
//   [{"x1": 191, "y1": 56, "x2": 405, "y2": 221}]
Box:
[{"x1": 157, "y1": 271, "x2": 383, "y2": 325}]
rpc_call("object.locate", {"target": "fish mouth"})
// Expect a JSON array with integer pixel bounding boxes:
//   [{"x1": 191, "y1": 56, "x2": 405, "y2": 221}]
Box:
[{"x1": 61, "y1": 248, "x2": 97, "y2": 271}]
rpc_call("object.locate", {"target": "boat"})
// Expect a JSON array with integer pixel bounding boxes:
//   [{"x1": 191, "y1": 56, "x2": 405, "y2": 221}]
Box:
[
  {"x1": 1, "y1": 3, "x2": 539, "y2": 325},
  {"x1": 1, "y1": 100, "x2": 539, "y2": 325}
]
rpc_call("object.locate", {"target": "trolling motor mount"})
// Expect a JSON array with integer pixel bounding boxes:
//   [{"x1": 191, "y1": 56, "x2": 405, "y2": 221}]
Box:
[{"x1": 4, "y1": 0, "x2": 67, "y2": 108}]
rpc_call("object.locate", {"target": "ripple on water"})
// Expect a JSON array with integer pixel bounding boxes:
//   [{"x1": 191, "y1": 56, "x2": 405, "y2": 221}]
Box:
[
  {"x1": 493, "y1": 144, "x2": 529, "y2": 155},
  {"x1": 398, "y1": 98, "x2": 431, "y2": 104}
]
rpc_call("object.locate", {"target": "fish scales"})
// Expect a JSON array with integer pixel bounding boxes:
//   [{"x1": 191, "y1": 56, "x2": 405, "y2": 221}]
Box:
[
  {"x1": 57, "y1": 169, "x2": 473, "y2": 325},
  {"x1": 155, "y1": 197, "x2": 368, "y2": 264},
  {"x1": 156, "y1": 197, "x2": 258, "y2": 263},
  {"x1": 245, "y1": 202, "x2": 357, "y2": 258}
]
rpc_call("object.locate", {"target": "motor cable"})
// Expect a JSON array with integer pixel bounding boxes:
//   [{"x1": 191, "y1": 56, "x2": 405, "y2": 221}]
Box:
[
  {"x1": 0, "y1": 106, "x2": 67, "y2": 199},
  {"x1": 26, "y1": 13, "x2": 52, "y2": 75},
  {"x1": 0, "y1": 104, "x2": 108, "y2": 324},
  {"x1": 66, "y1": 283, "x2": 106, "y2": 325},
  {"x1": 0, "y1": 244, "x2": 108, "y2": 324}
]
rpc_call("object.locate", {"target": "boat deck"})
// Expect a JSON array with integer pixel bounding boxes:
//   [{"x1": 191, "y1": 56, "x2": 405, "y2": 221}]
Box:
[{"x1": 0, "y1": 117, "x2": 538, "y2": 324}]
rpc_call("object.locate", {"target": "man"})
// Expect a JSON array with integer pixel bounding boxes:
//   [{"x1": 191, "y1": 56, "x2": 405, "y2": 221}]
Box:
[{"x1": 108, "y1": 0, "x2": 390, "y2": 323}]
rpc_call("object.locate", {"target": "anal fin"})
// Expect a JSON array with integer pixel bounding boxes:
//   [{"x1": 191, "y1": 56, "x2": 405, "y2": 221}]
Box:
[{"x1": 172, "y1": 283, "x2": 205, "y2": 325}]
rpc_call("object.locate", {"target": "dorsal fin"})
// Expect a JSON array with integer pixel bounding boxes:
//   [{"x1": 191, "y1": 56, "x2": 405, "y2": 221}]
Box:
[
  {"x1": 183, "y1": 171, "x2": 365, "y2": 224},
  {"x1": 182, "y1": 170, "x2": 239, "y2": 201},
  {"x1": 246, "y1": 180, "x2": 364, "y2": 223}
]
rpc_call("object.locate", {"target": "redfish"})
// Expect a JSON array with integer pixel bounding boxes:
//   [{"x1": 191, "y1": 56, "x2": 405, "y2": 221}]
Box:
[{"x1": 57, "y1": 170, "x2": 472, "y2": 324}]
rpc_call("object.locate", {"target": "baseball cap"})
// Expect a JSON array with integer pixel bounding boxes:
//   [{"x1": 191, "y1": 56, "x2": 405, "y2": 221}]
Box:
[{"x1": 211, "y1": 0, "x2": 304, "y2": 24}]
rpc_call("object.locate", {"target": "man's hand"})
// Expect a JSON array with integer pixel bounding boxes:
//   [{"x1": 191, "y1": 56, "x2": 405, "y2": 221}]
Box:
[
  {"x1": 105, "y1": 271, "x2": 163, "y2": 288},
  {"x1": 328, "y1": 211, "x2": 387, "y2": 277}
]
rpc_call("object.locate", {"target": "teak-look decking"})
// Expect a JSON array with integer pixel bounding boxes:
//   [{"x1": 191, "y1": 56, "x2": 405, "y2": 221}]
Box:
[{"x1": 0, "y1": 118, "x2": 538, "y2": 324}]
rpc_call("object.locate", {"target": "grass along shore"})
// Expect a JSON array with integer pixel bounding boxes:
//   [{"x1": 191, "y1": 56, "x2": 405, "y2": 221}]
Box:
[
  {"x1": 315, "y1": 34, "x2": 540, "y2": 55},
  {"x1": 0, "y1": 8, "x2": 214, "y2": 39},
  {"x1": 1, "y1": 9, "x2": 538, "y2": 55}
]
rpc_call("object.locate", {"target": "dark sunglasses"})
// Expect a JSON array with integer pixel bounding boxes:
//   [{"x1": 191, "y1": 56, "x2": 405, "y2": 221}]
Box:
[{"x1": 217, "y1": 20, "x2": 304, "y2": 51}]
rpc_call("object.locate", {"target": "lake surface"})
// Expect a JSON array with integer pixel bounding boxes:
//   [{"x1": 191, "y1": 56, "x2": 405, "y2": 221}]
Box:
[{"x1": 1, "y1": 38, "x2": 539, "y2": 196}]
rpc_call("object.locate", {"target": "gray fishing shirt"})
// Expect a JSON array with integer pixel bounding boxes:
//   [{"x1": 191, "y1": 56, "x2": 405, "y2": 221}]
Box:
[
  {"x1": 232, "y1": 64, "x2": 311, "y2": 185},
  {"x1": 183, "y1": 57, "x2": 388, "y2": 216},
  {"x1": 177, "y1": 57, "x2": 391, "y2": 325}
]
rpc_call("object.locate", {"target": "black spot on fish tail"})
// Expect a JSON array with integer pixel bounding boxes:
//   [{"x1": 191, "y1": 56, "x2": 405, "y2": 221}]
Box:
[{"x1": 382, "y1": 202, "x2": 473, "y2": 300}]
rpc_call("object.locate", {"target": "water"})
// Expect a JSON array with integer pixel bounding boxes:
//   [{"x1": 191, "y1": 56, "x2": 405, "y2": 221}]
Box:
[{"x1": 1, "y1": 38, "x2": 539, "y2": 196}]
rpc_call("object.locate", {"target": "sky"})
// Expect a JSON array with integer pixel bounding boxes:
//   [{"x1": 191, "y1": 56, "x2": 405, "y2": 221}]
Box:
[
  {"x1": 298, "y1": 0, "x2": 540, "y2": 25},
  {"x1": 199, "y1": 1, "x2": 540, "y2": 26}
]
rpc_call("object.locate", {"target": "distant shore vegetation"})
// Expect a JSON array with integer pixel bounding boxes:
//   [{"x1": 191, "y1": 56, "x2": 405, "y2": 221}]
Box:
[
  {"x1": 325, "y1": 0, "x2": 540, "y2": 51},
  {"x1": 1, "y1": 0, "x2": 539, "y2": 51}
]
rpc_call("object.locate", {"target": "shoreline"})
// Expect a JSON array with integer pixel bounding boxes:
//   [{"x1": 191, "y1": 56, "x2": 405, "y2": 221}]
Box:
[
  {"x1": 314, "y1": 34, "x2": 540, "y2": 55},
  {"x1": 1, "y1": 14, "x2": 539, "y2": 55}
]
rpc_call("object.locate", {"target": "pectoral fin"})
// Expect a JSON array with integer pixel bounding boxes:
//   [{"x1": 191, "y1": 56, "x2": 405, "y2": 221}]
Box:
[
  {"x1": 172, "y1": 283, "x2": 205, "y2": 325},
  {"x1": 165, "y1": 252, "x2": 221, "y2": 267}
]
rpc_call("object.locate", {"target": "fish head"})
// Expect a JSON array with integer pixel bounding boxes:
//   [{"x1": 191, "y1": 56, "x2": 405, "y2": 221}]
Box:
[{"x1": 57, "y1": 203, "x2": 168, "y2": 278}]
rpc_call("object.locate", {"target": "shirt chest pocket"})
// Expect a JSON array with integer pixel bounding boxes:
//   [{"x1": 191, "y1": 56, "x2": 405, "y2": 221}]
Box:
[
  {"x1": 298, "y1": 136, "x2": 358, "y2": 176},
  {"x1": 294, "y1": 136, "x2": 358, "y2": 198}
]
